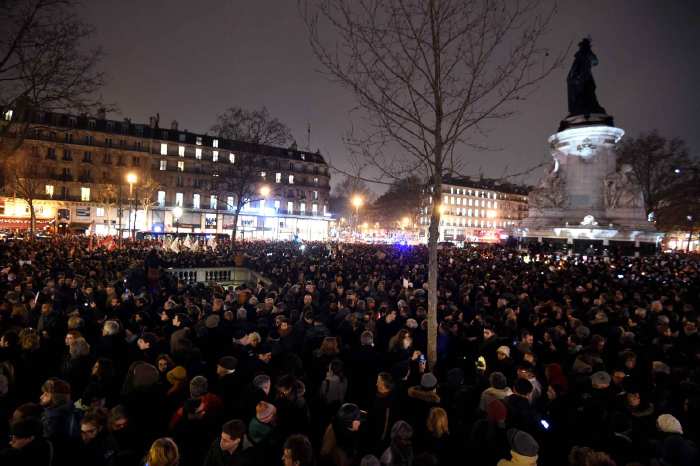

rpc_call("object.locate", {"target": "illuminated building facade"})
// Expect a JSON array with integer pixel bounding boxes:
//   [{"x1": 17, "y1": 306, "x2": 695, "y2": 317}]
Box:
[
  {"x1": 1, "y1": 110, "x2": 332, "y2": 239},
  {"x1": 418, "y1": 178, "x2": 528, "y2": 243}
]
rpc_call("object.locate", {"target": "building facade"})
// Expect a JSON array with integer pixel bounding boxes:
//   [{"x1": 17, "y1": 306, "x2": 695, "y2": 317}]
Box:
[
  {"x1": 1, "y1": 110, "x2": 332, "y2": 240},
  {"x1": 418, "y1": 178, "x2": 528, "y2": 243}
]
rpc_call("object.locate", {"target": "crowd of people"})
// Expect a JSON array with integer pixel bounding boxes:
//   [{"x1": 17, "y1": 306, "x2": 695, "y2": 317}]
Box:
[{"x1": 0, "y1": 235, "x2": 698, "y2": 466}]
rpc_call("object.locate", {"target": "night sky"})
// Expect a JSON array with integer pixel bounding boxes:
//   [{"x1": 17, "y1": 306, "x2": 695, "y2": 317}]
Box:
[{"x1": 81, "y1": 1, "x2": 700, "y2": 191}]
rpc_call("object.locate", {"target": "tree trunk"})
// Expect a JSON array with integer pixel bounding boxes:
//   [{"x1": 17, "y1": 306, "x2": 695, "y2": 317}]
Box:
[
  {"x1": 231, "y1": 209, "x2": 241, "y2": 245},
  {"x1": 426, "y1": 174, "x2": 442, "y2": 370},
  {"x1": 28, "y1": 200, "x2": 36, "y2": 236}
]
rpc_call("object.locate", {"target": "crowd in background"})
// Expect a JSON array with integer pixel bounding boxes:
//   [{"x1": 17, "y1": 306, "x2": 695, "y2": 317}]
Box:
[{"x1": 0, "y1": 236, "x2": 698, "y2": 466}]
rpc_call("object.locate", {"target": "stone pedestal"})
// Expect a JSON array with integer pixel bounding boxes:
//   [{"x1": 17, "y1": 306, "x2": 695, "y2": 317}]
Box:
[{"x1": 519, "y1": 119, "x2": 661, "y2": 254}]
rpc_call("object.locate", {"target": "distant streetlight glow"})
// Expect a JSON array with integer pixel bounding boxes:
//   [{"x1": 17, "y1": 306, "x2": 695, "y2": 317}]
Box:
[
  {"x1": 126, "y1": 173, "x2": 138, "y2": 184},
  {"x1": 351, "y1": 195, "x2": 363, "y2": 209},
  {"x1": 259, "y1": 185, "x2": 271, "y2": 197}
]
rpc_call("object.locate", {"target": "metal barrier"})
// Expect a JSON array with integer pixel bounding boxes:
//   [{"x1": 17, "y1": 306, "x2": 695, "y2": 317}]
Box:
[{"x1": 165, "y1": 267, "x2": 271, "y2": 287}]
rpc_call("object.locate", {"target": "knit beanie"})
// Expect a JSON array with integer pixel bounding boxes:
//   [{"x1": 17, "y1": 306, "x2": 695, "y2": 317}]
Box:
[
  {"x1": 657, "y1": 414, "x2": 683, "y2": 434},
  {"x1": 256, "y1": 401, "x2": 276, "y2": 424},
  {"x1": 507, "y1": 428, "x2": 539, "y2": 457},
  {"x1": 190, "y1": 376, "x2": 209, "y2": 398},
  {"x1": 132, "y1": 362, "x2": 159, "y2": 388},
  {"x1": 166, "y1": 366, "x2": 187, "y2": 385},
  {"x1": 420, "y1": 373, "x2": 438, "y2": 390}
]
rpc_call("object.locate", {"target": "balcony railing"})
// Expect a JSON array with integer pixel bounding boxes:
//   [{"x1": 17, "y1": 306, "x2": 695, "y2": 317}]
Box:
[{"x1": 164, "y1": 266, "x2": 270, "y2": 287}]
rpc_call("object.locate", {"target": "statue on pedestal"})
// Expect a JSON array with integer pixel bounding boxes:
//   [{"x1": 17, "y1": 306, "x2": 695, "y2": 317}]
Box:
[
  {"x1": 567, "y1": 37, "x2": 607, "y2": 116},
  {"x1": 529, "y1": 161, "x2": 567, "y2": 208}
]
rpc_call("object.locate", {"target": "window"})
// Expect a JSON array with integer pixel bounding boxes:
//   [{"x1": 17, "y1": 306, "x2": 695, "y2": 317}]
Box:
[
  {"x1": 132, "y1": 156, "x2": 140, "y2": 166},
  {"x1": 3, "y1": 109, "x2": 12, "y2": 121},
  {"x1": 260, "y1": 171, "x2": 266, "y2": 179},
  {"x1": 210, "y1": 195, "x2": 217, "y2": 210},
  {"x1": 274, "y1": 200, "x2": 280, "y2": 210},
  {"x1": 179, "y1": 133, "x2": 186, "y2": 142},
  {"x1": 177, "y1": 161, "x2": 184, "y2": 172},
  {"x1": 314, "y1": 177, "x2": 319, "y2": 185},
  {"x1": 88, "y1": 120, "x2": 96, "y2": 129},
  {"x1": 81, "y1": 187, "x2": 91, "y2": 201},
  {"x1": 443, "y1": 195, "x2": 448, "y2": 203},
  {"x1": 312, "y1": 203, "x2": 318, "y2": 214},
  {"x1": 160, "y1": 143, "x2": 168, "y2": 155},
  {"x1": 83, "y1": 151, "x2": 92, "y2": 163},
  {"x1": 157, "y1": 191, "x2": 166, "y2": 207},
  {"x1": 313, "y1": 191, "x2": 318, "y2": 200},
  {"x1": 213, "y1": 139, "x2": 219, "y2": 148},
  {"x1": 195, "y1": 148, "x2": 202, "y2": 160},
  {"x1": 288, "y1": 175, "x2": 294, "y2": 184},
  {"x1": 178, "y1": 146, "x2": 185, "y2": 157},
  {"x1": 323, "y1": 205, "x2": 328, "y2": 216},
  {"x1": 96, "y1": 207, "x2": 105, "y2": 217},
  {"x1": 300, "y1": 203, "x2": 306, "y2": 214},
  {"x1": 106, "y1": 138, "x2": 113, "y2": 147},
  {"x1": 45, "y1": 185, "x2": 54, "y2": 198},
  {"x1": 258, "y1": 199, "x2": 265, "y2": 210},
  {"x1": 46, "y1": 147, "x2": 56, "y2": 159},
  {"x1": 229, "y1": 153, "x2": 235, "y2": 164},
  {"x1": 175, "y1": 193, "x2": 183, "y2": 207},
  {"x1": 193, "y1": 194, "x2": 200, "y2": 209},
  {"x1": 276, "y1": 173, "x2": 282, "y2": 183},
  {"x1": 212, "y1": 151, "x2": 218, "y2": 162},
  {"x1": 227, "y1": 196, "x2": 234, "y2": 211},
  {"x1": 287, "y1": 201, "x2": 294, "y2": 214},
  {"x1": 63, "y1": 149, "x2": 72, "y2": 161},
  {"x1": 196, "y1": 136, "x2": 202, "y2": 146},
  {"x1": 160, "y1": 160, "x2": 167, "y2": 171}
]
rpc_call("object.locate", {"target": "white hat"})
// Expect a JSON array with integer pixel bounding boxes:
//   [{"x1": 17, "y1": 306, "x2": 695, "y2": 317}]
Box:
[{"x1": 657, "y1": 414, "x2": 683, "y2": 434}]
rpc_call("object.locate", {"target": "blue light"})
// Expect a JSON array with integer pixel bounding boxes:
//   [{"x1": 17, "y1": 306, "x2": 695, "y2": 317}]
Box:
[{"x1": 153, "y1": 225, "x2": 162, "y2": 233}]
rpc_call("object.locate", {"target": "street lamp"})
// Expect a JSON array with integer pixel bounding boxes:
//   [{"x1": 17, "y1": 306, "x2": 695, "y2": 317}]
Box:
[
  {"x1": 125, "y1": 173, "x2": 138, "y2": 239},
  {"x1": 687, "y1": 215, "x2": 694, "y2": 253},
  {"x1": 259, "y1": 185, "x2": 271, "y2": 240},
  {"x1": 351, "y1": 195, "x2": 363, "y2": 235},
  {"x1": 172, "y1": 206, "x2": 183, "y2": 234}
]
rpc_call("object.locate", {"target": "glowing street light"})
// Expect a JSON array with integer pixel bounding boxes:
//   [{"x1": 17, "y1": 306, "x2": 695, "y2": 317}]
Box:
[
  {"x1": 173, "y1": 206, "x2": 183, "y2": 234},
  {"x1": 125, "y1": 172, "x2": 138, "y2": 239},
  {"x1": 352, "y1": 195, "x2": 364, "y2": 209},
  {"x1": 259, "y1": 185, "x2": 271, "y2": 240},
  {"x1": 259, "y1": 185, "x2": 271, "y2": 197},
  {"x1": 401, "y1": 217, "x2": 410, "y2": 228}
]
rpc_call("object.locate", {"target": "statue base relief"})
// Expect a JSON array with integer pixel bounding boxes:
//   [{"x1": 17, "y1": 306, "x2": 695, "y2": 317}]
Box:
[{"x1": 518, "y1": 121, "x2": 661, "y2": 254}]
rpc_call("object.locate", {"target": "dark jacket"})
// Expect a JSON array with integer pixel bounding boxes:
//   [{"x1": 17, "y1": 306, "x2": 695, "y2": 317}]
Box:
[
  {"x1": 203, "y1": 435, "x2": 256, "y2": 466},
  {"x1": 0, "y1": 437, "x2": 54, "y2": 466}
]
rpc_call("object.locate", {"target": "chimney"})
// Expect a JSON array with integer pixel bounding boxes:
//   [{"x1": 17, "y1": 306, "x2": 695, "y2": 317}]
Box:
[{"x1": 171, "y1": 120, "x2": 179, "y2": 131}]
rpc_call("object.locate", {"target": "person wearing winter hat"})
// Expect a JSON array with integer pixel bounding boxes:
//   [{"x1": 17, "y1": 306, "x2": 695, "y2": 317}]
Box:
[
  {"x1": 165, "y1": 366, "x2": 188, "y2": 401},
  {"x1": 406, "y1": 373, "x2": 440, "y2": 441},
  {"x1": 497, "y1": 428, "x2": 539, "y2": 466},
  {"x1": 213, "y1": 355, "x2": 243, "y2": 419},
  {"x1": 657, "y1": 414, "x2": 683, "y2": 434},
  {"x1": 480, "y1": 372, "x2": 513, "y2": 411},
  {"x1": 248, "y1": 401, "x2": 277, "y2": 446},
  {"x1": 467, "y1": 400, "x2": 510, "y2": 466}
]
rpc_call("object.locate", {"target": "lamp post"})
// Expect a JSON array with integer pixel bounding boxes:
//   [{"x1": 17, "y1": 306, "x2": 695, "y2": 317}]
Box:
[
  {"x1": 687, "y1": 215, "x2": 694, "y2": 253},
  {"x1": 259, "y1": 185, "x2": 271, "y2": 240},
  {"x1": 126, "y1": 173, "x2": 138, "y2": 240},
  {"x1": 173, "y1": 206, "x2": 183, "y2": 235},
  {"x1": 351, "y1": 195, "x2": 363, "y2": 236}
]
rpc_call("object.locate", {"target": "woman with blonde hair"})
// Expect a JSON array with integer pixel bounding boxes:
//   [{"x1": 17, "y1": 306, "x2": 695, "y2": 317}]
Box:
[
  {"x1": 424, "y1": 407, "x2": 452, "y2": 464},
  {"x1": 144, "y1": 437, "x2": 179, "y2": 466}
]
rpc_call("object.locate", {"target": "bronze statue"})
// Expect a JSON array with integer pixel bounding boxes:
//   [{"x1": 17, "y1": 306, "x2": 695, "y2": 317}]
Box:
[{"x1": 567, "y1": 37, "x2": 607, "y2": 116}]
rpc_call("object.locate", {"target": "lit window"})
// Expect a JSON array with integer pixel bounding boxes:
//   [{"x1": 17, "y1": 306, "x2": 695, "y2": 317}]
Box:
[
  {"x1": 468, "y1": 199, "x2": 473, "y2": 206},
  {"x1": 3, "y1": 109, "x2": 13, "y2": 121},
  {"x1": 175, "y1": 192, "x2": 183, "y2": 207},
  {"x1": 313, "y1": 190, "x2": 318, "y2": 200},
  {"x1": 195, "y1": 148, "x2": 202, "y2": 160},
  {"x1": 300, "y1": 202, "x2": 306, "y2": 214},
  {"x1": 160, "y1": 143, "x2": 168, "y2": 155},
  {"x1": 177, "y1": 161, "x2": 184, "y2": 172},
  {"x1": 96, "y1": 207, "x2": 105, "y2": 217},
  {"x1": 196, "y1": 136, "x2": 202, "y2": 146},
  {"x1": 229, "y1": 153, "x2": 235, "y2": 164},
  {"x1": 210, "y1": 195, "x2": 217, "y2": 210},
  {"x1": 312, "y1": 203, "x2": 318, "y2": 214},
  {"x1": 494, "y1": 202, "x2": 498, "y2": 208},
  {"x1": 193, "y1": 194, "x2": 200, "y2": 209},
  {"x1": 443, "y1": 195, "x2": 448, "y2": 203},
  {"x1": 178, "y1": 146, "x2": 185, "y2": 157},
  {"x1": 468, "y1": 209, "x2": 472, "y2": 217},
  {"x1": 274, "y1": 200, "x2": 280, "y2": 210},
  {"x1": 481, "y1": 200, "x2": 485, "y2": 207},
  {"x1": 260, "y1": 171, "x2": 266, "y2": 179},
  {"x1": 288, "y1": 175, "x2": 294, "y2": 184},
  {"x1": 287, "y1": 201, "x2": 294, "y2": 214},
  {"x1": 213, "y1": 139, "x2": 219, "y2": 148},
  {"x1": 323, "y1": 205, "x2": 328, "y2": 215},
  {"x1": 157, "y1": 191, "x2": 166, "y2": 207},
  {"x1": 81, "y1": 187, "x2": 91, "y2": 201},
  {"x1": 314, "y1": 177, "x2": 319, "y2": 185},
  {"x1": 45, "y1": 185, "x2": 54, "y2": 197},
  {"x1": 450, "y1": 187, "x2": 454, "y2": 194},
  {"x1": 160, "y1": 160, "x2": 167, "y2": 171},
  {"x1": 276, "y1": 173, "x2": 282, "y2": 183},
  {"x1": 212, "y1": 151, "x2": 218, "y2": 162}
]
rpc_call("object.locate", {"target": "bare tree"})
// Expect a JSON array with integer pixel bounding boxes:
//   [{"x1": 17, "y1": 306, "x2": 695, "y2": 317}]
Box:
[
  {"x1": 211, "y1": 106, "x2": 294, "y2": 147},
  {"x1": 6, "y1": 150, "x2": 43, "y2": 234},
  {"x1": 137, "y1": 175, "x2": 161, "y2": 227},
  {"x1": 615, "y1": 131, "x2": 699, "y2": 219},
  {"x1": 302, "y1": 0, "x2": 563, "y2": 367},
  {"x1": 0, "y1": 0, "x2": 106, "y2": 233},
  {"x1": 218, "y1": 152, "x2": 263, "y2": 245}
]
